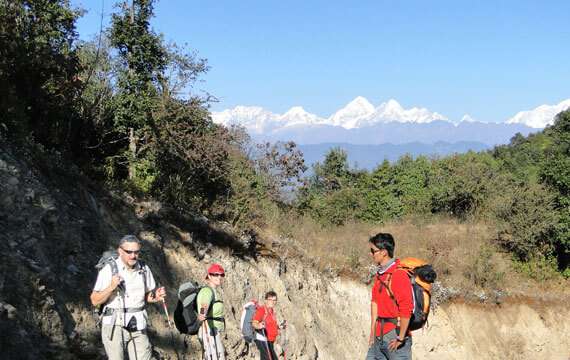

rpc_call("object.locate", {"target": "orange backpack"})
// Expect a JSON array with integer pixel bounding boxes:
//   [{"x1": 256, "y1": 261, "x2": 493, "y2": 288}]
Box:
[{"x1": 380, "y1": 258, "x2": 437, "y2": 331}]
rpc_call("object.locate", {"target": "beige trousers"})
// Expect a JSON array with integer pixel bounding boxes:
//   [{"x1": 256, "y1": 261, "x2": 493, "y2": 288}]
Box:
[
  {"x1": 198, "y1": 323, "x2": 226, "y2": 360},
  {"x1": 101, "y1": 325, "x2": 153, "y2": 360}
]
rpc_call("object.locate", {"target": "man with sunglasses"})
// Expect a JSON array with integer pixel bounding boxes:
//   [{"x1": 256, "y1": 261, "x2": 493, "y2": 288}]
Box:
[
  {"x1": 90, "y1": 235, "x2": 166, "y2": 360},
  {"x1": 367, "y1": 233, "x2": 413, "y2": 360},
  {"x1": 197, "y1": 263, "x2": 226, "y2": 360}
]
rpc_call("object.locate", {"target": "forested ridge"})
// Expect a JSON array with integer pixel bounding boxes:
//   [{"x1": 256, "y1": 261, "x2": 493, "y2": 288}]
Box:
[{"x1": 1, "y1": 0, "x2": 568, "y2": 278}]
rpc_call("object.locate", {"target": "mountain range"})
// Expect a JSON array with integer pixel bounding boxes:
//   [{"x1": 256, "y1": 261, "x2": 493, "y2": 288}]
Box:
[{"x1": 212, "y1": 97, "x2": 569, "y2": 168}]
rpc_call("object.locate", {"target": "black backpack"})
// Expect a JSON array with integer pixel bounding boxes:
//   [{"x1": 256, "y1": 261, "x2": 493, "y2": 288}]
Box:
[{"x1": 173, "y1": 282, "x2": 223, "y2": 335}]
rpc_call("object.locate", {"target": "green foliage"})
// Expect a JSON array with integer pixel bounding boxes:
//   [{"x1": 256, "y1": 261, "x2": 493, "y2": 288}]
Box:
[
  {"x1": 464, "y1": 244, "x2": 504, "y2": 288},
  {"x1": 357, "y1": 160, "x2": 402, "y2": 223},
  {"x1": 494, "y1": 184, "x2": 559, "y2": 260},
  {"x1": 0, "y1": 0, "x2": 83, "y2": 149},
  {"x1": 149, "y1": 98, "x2": 231, "y2": 212},
  {"x1": 390, "y1": 155, "x2": 433, "y2": 214},
  {"x1": 511, "y1": 256, "x2": 561, "y2": 282},
  {"x1": 430, "y1": 152, "x2": 501, "y2": 218},
  {"x1": 109, "y1": 0, "x2": 166, "y2": 131},
  {"x1": 540, "y1": 110, "x2": 570, "y2": 268},
  {"x1": 130, "y1": 156, "x2": 158, "y2": 193},
  {"x1": 295, "y1": 114, "x2": 570, "y2": 273},
  {"x1": 1, "y1": 0, "x2": 261, "y2": 225},
  {"x1": 310, "y1": 187, "x2": 363, "y2": 226},
  {"x1": 298, "y1": 148, "x2": 365, "y2": 225},
  {"x1": 311, "y1": 147, "x2": 352, "y2": 193}
]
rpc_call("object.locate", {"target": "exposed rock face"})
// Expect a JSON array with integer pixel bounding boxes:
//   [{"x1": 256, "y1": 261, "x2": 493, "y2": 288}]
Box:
[{"x1": 1, "y1": 142, "x2": 569, "y2": 360}]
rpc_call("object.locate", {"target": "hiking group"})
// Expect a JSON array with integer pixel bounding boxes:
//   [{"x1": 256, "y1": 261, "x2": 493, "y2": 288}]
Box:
[{"x1": 90, "y1": 232, "x2": 435, "y2": 360}]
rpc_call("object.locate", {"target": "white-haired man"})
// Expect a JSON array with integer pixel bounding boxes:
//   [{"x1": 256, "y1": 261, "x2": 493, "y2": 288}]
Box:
[{"x1": 90, "y1": 235, "x2": 166, "y2": 360}]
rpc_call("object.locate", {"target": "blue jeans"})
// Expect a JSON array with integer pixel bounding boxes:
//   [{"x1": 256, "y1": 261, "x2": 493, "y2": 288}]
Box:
[{"x1": 365, "y1": 330, "x2": 412, "y2": 360}]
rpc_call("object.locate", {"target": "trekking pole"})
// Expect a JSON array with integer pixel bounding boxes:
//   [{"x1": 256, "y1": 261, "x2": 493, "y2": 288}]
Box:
[
  {"x1": 160, "y1": 297, "x2": 181, "y2": 360},
  {"x1": 282, "y1": 320, "x2": 287, "y2": 360},
  {"x1": 120, "y1": 285, "x2": 128, "y2": 359},
  {"x1": 212, "y1": 327, "x2": 221, "y2": 360},
  {"x1": 202, "y1": 315, "x2": 214, "y2": 360},
  {"x1": 161, "y1": 298, "x2": 173, "y2": 328}
]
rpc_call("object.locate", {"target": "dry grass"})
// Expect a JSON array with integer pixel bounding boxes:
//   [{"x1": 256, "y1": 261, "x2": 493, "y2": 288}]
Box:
[{"x1": 260, "y1": 213, "x2": 568, "y2": 297}]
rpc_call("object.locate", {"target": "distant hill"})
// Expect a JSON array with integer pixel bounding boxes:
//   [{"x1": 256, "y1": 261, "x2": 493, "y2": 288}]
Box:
[{"x1": 299, "y1": 141, "x2": 490, "y2": 170}]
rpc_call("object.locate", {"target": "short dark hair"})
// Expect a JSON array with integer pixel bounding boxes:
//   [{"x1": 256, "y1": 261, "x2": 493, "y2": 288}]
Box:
[
  {"x1": 369, "y1": 232, "x2": 395, "y2": 258},
  {"x1": 265, "y1": 291, "x2": 277, "y2": 300}
]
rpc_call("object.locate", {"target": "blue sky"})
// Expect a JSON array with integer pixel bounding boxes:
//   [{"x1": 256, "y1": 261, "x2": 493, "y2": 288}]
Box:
[{"x1": 73, "y1": 0, "x2": 570, "y2": 123}]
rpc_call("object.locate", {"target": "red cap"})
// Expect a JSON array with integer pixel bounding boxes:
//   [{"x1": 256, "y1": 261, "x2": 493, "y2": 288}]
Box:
[{"x1": 207, "y1": 263, "x2": 225, "y2": 275}]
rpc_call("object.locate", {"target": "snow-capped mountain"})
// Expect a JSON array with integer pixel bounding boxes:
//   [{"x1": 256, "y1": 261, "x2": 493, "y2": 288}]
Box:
[
  {"x1": 507, "y1": 98, "x2": 570, "y2": 128},
  {"x1": 213, "y1": 106, "x2": 278, "y2": 134},
  {"x1": 212, "y1": 97, "x2": 450, "y2": 132},
  {"x1": 458, "y1": 114, "x2": 477, "y2": 123},
  {"x1": 278, "y1": 106, "x2": 326, "y2": 128},
  {"x1": 328, "y1": 96, "x2": 375, "y2": 128},
  {"x1": 356, "y1": 99, "x2": 447, "y2": 128}
]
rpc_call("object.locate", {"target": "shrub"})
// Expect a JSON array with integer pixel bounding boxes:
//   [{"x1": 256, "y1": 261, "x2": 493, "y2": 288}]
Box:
[
  {"x1": 464, "y1": 244, "x2": 504, "y2": 288},
  {"x1": 494, "y1": 184, "x2": 559, "y2": 261}
]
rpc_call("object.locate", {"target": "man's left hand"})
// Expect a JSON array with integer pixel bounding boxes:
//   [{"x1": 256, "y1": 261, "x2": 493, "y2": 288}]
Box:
[
  {"x1": 155, "y1": 287, "x2": 166, "y2": 301},
  {"x1": 149, "y1": 287, "x2": 166, "y2": 302}
]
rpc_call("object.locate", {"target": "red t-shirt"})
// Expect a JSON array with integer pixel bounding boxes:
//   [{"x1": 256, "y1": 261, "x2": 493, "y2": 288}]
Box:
[
  {"x1": 252, "y1": 306, "x2": 279, "y2": 342},
  {"x1": 371, "y1": 259, "x2": 413, "y2": 336}
]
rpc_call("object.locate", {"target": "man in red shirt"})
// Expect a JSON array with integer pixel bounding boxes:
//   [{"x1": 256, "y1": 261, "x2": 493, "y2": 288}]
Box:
[
  {"x1": 252, "y1": 291, "x2": 279, "y2": 360},
  {"x1": 367, "y1": 233, "x2": 413, "y2": 360}
]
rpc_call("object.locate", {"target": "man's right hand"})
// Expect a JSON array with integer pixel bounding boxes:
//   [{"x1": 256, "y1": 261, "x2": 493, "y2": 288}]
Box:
[
  {"x1": 368, "y1": 333, "x2": 375, "y2": 347},
  {"x1": 197, "y1": 306, "x2": 207, "y2": 321},
  {"x1": 110, "y1": 275, "x2": 123, "y2": 290}
]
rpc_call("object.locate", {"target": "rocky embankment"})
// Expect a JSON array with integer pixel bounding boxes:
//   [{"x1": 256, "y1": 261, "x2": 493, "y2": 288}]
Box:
[{"x1": 1, "y1": 142, "x2": 569, "y2": 360}]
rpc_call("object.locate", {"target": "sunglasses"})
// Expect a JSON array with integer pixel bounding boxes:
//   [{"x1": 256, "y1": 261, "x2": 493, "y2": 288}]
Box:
[
  {"x1": 209, "y1": 273, "x2": 225, "y2": 278},
  {"x1": 370, "y1": 248, "x2": 382, "y2": 255},
  {"x1": 120, "y1": 247, "x2": 141, "y2": 255}
]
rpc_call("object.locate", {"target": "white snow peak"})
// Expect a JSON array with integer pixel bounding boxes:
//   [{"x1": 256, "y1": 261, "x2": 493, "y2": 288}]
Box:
[
  {"x1": 506, "y1": 99, "x2": 570, "y2": 128},
  {"x1": 460, "y1": 114, "x2": 476, "y2": 123},
  {"x1": 211, "y1": 106, "x2": 278, "y2": 134},
  {"x1": 358, "y1": 99, "x2": 448, "y2": 127},
  {"x1": 279, "y1": 106, "x2": 325, "y2": 127},
  {"x1": 328, "y1": 96, "x2": 376, "y2": 128}
]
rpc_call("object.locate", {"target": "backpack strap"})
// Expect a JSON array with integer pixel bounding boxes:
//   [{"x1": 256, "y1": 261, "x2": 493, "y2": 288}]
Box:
[
  {"x1": 376, "y1": 271, "x2": 402, "y2": 341},
  {"x1": 109, "y1": 258, "x2": 119, "y2": 277},
  {"x1": 203, "y1": 288, "x2": 224, "y2": 317},
  {"x1": 377, "y1": 272, "x2": 398, "y2": 307},
  {"x1": 137, "y1": 260, "x2": 148, "y2": 304},
  {"x1": 203, "y1": 287, "x2": 226, "y2": 327}
]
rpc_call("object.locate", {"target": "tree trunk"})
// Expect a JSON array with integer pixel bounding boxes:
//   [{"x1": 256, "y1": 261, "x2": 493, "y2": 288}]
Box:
[{"x1": 128, "y1": 127, "x2": 136, "y2": 179}]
